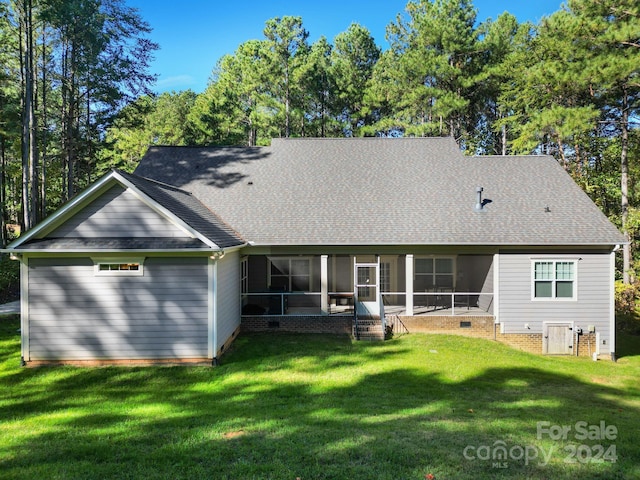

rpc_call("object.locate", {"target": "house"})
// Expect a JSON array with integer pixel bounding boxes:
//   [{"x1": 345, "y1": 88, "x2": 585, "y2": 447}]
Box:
[{"x1": 5, "y1": 137, "x2": 625, "y2": 365}]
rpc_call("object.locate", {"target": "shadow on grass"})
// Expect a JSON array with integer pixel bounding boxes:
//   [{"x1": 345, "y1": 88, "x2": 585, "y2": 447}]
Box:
[
  {"x1": 617, "y1": 332, "x2": 640, "y2": 359},
  {"x1": 0, "y1": 324, "x2": 638, "y2": 480}
]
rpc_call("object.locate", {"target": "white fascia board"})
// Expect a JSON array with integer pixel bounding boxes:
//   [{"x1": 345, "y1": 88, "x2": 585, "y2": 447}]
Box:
[
  {"x1": 7, "y1": 248, "x2": 217, "y2": 255},
  {"x1": 5, "y1": 243, "x2": 248, "y2": 256},
  {"x1": 6, "y1": 171, "x2": 121, "y2": 249},
  {"x1": 7, "y1": 170, "x2": 223, "y2": 252}
]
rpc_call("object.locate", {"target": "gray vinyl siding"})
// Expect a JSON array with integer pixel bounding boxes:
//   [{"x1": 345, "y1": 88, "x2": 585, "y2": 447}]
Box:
[
  {"x1": 26, "y1": 256, "x2": 209, "y2": 360},
  {"x1": 215, "y1": 251, "x2": 241, "y2": 354},
  {"x1": 48, "y1": 185, "x2": 186, "y2": 238},
  {"x1": 498, "y1": 252, "x2": 612, "y2": 351}
]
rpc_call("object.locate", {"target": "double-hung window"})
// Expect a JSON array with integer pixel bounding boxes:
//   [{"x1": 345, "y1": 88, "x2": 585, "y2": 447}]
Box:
[
  {"x1": 269, "y1": 257, "x2": 311, "y2": 291},
  {"x1": 532, "y1": 260, "x2": 576, "y2": 300}
]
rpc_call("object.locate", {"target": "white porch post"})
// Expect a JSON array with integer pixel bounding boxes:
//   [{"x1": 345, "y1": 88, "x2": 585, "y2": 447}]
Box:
[
  {"x1": 321, "y1": 254, "x2": 329, "y2": 315},
  {"x1": 609, "y1": 250, "x2": 616, "y2": 360},
  {"x1": 20, "y1": 256, "x2": 29, "y2": 364},
  {"x1": 493, "y1": 253, "x2": 500, "y2": 326},
  {"x1": 406, "y1": 254, "x2": 414, "y2": 316},
  {"x1": 208, "y1": 257, "x2": 218, "y2": 361}
]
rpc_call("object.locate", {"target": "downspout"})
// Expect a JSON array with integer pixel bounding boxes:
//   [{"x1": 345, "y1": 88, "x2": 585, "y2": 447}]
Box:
[
  {"x1": 17, "y1": 254, "x2": 28, "y2": 366},
  {"x1": 208, "y1": 255, "x2": 219, "y2": 366},
  {"x1": 493, "y1": 252, "x2": 500, "y2": 341},
  {"x1": 610, "y1": 248, "x2": 617, "y2": 362}
]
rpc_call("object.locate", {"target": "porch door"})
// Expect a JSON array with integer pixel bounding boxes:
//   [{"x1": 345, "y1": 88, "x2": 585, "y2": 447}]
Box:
[
  {"x1": 543, "y1": 323, "x2": 573, "y2": 354},
  {"x1": 354, "y1": 258, "x2": 379, "y2": 318}
]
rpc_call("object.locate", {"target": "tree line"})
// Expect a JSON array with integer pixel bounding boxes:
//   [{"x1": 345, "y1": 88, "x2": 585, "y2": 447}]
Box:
[
  {"x1": 0, "y1": 0, "x2": 639, "y2": 281},
  {"x1": 0, "y1": 0, "x2": 157, "y2": 239}
]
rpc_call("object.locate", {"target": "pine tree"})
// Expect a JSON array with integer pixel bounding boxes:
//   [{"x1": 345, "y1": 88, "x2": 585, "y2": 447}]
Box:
[
  {"x1": 365, "y1": 0, "x2": 480, "y2": 141},
  {"x1": 330, "y1": 23, "x2": 380, "y2": 136}
]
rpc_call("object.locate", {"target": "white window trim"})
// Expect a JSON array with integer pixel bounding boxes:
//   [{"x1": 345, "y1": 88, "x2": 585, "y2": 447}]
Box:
[
  {"x1": 531, "y1": 259, "x2": 577, "y2": 301},
  {"x1": 241, "y1": 256, "x2": 248, "y2": 294},
  {"x1": 92, "y1": 257, "x2": 145, "y2": 276},
  {"x1": 380, "y1": 257, "x2": 398, "y2": 293}
]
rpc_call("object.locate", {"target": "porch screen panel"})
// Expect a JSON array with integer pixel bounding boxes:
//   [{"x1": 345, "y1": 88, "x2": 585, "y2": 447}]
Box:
[
  {"x1": 414, "y1": 257, "x2": 454, "y2": 291},
  {"x1": 290, "y1": 258, "x2": 311, "y2": 291},
  {"x1": 414, "y1": 258, "x2": 434, "y2": 291},
  {"x1": 268, "y1": 257, "x2": 311, "y2": 292},
  {"x1": 270, "y1": 257, "x2": 290, "y2": 290},
  {"x1": 435, "y1": 258, "x2": 454, "y2": 288},
  {"x1": 331, "y1": 255, "x2": 352, "y2": 292}
]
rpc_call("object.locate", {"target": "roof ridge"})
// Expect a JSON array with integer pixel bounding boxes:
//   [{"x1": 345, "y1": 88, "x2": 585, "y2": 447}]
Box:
[
  {"x1": 145, "y1": 145, "x2": 265, "y2": 149},
  {"x1": 473, "y1": 154, "x2": 552, "y2": 158},
  {"x1": 272, "y1": 136, "x2": 453, "y2": 141},
  {"x1": 115, "y1": 169, "x2": 193, "y2": 196}
]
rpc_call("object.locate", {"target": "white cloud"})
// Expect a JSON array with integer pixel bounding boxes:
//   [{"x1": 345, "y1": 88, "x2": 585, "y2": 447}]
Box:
[{"x1": 154, "y1": 75, "x2": 196, "y2": 92}]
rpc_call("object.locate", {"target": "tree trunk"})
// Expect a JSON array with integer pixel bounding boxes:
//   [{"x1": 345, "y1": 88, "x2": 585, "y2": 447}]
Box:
[
  {"x1": 19, "y1": 0, "x2": 36, "y2": 231},
  {"x1": 40, "y1": 26, "x2": 47, "y2": 219},
  {"x1": 621, "y1": 85, "x2": 632, "y2": 284},
  {"x1": 29, "y1": 4, "x2": 38, "y2": 226},
  {"x1": 284, "y1": 63, "x2": 290, "y2": 137},
  {"x1": 62, "y1": 38, "x2": 77, "y2": 200},
  {"x1": 0, "y1": 135, "x2": 7, "y2": 248}
]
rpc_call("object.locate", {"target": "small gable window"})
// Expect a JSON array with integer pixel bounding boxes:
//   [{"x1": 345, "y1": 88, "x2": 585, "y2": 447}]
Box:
[
  {"x1": 532, "y1": 260, "x2": 576, "y2": 300},
  {"x1": 93, "y1": 258, "x2": 145, "y2": 276}
]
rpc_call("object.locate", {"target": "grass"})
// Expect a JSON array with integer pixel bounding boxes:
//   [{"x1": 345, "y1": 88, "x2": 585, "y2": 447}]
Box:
[{"x1": 1, "y1": 316, "x2": 639, "y2": 479}]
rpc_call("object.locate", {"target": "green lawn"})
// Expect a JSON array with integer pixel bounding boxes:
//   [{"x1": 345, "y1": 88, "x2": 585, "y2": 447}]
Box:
[{"x1": 1, "y1": 316, "x2": 639, "y2": 480}]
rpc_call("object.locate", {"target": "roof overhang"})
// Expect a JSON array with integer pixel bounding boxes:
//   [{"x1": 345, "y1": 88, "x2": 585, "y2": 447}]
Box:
[{"x1": 4, "y1": 170, "x2": 223, "y2": 252}]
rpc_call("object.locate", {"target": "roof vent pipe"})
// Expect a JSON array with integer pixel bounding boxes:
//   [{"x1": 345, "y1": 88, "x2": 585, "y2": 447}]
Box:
[{"x1": 475, "y1": 186, "x2": 484, "y2": 212}]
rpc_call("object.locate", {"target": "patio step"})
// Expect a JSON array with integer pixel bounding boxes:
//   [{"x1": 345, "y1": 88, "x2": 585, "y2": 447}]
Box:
[{"x1": 353, "y1": 317, "x2": 385, "y2": 341}]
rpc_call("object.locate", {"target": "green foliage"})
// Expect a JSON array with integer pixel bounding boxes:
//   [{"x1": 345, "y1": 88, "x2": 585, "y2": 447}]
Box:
[
  {"x1": 615, "y1": 280, "x2": 638, "y2": 315},
  {"x1": 330, "y1": 23, "x2": 380, "y2": 136},
  {"x1": 617, "y1": 312, "x2": 640, "y2": 336},
  {"x1": 99, "y1": 91, "x2": 198, "y2": 172},
  {"x1": 0, "y1": 254, "x2": 19, "y2": 304},
  {"x1": 365, "y1": 0, "x2": 480, "y2": 139}
]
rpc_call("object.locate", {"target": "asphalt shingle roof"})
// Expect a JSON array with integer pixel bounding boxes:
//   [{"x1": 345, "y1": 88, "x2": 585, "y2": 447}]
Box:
[
  {"x1": 117, "y1": 171, "x2": 244, "y2": 249},
  {"x1": 134, "y1": 137, "x2": 625, "y2": 247}
]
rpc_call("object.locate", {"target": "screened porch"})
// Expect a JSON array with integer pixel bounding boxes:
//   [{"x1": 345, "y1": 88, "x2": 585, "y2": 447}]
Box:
[{"x1": 241, "y1": 253, "x2": 494, "y2": 317}]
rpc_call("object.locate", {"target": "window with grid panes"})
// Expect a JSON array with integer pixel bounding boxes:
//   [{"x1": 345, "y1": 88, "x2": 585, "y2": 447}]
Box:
[{"x1": 533, "y1": 260, "x2": 576, "y2": 299}]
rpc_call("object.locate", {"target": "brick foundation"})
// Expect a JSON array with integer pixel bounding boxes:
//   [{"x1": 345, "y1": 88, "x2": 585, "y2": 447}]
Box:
[
  {"x1": 242, "y1": 315, "x2": 604, "y2": 358},
  {"x1": 573, "y1": 332, "x2": 599, "y2": 357},
  {"x1": 495, "y1": 330, "x2": 601, "y2": 357},
  {"x1": 218, "y1": 325, "x2": 241, "y2": 357},
  {"x1": 395, "y1": 315, "x2": 495, "y2": 339},
  {"x1": 25, "y1": 357, "x2": 214, "y2": 367},
  {"x1": 241, "y1": 315, "x2": 352, "y2": 335},
  {"x1": 494, "y1": 331, "x2": 544, "y2": 354}
]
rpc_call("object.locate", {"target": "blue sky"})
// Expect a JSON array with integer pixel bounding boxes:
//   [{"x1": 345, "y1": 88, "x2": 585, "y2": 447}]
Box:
[{"x1": 127, "y1": 0, "x2": 565, "y2": 94}]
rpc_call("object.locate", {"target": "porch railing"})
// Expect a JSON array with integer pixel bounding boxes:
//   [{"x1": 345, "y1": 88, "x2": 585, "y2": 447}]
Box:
[
  {"x1": 378, "y1": 289, "x2": 386, "y2": 333},
  {"x1": 400, "y1": 291, "x2": 494, "y2": 316},
  {"x1": 241, "y1": 291, "x2": 493, "y2": 316}
]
